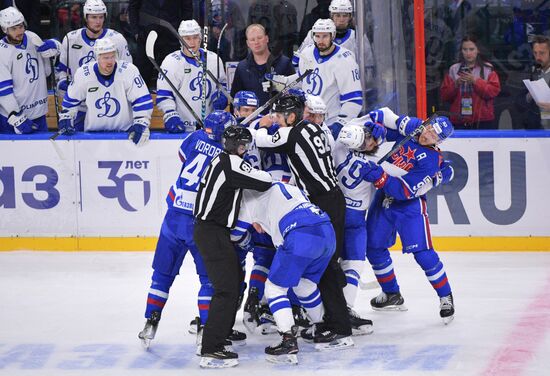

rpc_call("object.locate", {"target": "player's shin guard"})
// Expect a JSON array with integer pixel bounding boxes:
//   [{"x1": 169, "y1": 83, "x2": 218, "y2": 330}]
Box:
[
  {"x1": 340, "y1": 260, "x2": 364, "y2": 308},
  {"x1": 265, "y1": 280, "x2": 294, "y2": 333},
  {"x1": 366, "y1": 249, "x2": 400, "y2": 293},
  {"x1": 414, "y1": 249, "x2": 452, "y2": 297},
  {"x1": 145, "y1": 270, "x2": 175, "y2": 318},
  {"x1": 197, "y1": 275, "x2": 214, "y2": 326}
]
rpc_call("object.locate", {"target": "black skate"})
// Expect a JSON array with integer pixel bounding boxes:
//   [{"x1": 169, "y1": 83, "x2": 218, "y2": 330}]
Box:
[
  {"x1": 265, "y1": 326, "x2": 299, "y2": 364},
  {"x1": 200, "y1": 348, "x2": 239, "y2": 368},
  {"x1": 312, "y1": 325, "x2": 354, "y2": 351},
  {"x1": 348, "y1": 308, "x2": 374, "y2": 336},
  {"x1": 188, "y1": 317, "x2": 199, "y2": 334},
  {"x1": 228, "y1": 329, "x2": 247, "y2": 346},
  {"x1": 196, "y1": 319, "x2": 234, "y2": 356},
  {"x1": 440, "y1": 293, "x2": 455, "y2": 325},
  {"x1": 292, "y1": 305, "x2": 312, "y2": 332},
  {"x1": 138, "y1": 311, "x2": 161, "y2": 349},
  {"x1": 370, "y1": 292, "x2": 408, "y2": 311},
  {"x1": 242, "y1": 287, "x2": 261, "y2": 333}
]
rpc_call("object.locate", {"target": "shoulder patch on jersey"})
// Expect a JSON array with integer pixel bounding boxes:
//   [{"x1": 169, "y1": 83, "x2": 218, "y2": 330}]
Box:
[
  {"x1": 239, "y1": 160, "x2": 253, "y2": 173},
  {"x1": 272, "y1": 131, "x2": 281, "y2": 143},
  {"x1": 88, "y1": 87, "x2": 98, "y2": 92},
  {"x1": 72, "y1": 44, "x2": 83, "y2": 49}
]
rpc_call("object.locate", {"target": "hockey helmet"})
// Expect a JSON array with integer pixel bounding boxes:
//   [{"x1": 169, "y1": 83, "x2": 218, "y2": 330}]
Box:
[
  {"x1": 204, "y1": 110, "x2": 237, "y2": 142},
  {"x1": 329, "y1": 0, "x2": 353, "y2": 14},
  {"x1": 94, "y1": 37, "x2": 117, "y2": 57},
  {"x1": 178, "y1": 20, "x2": 201, "y2": 37},
  {"x1": 233, "y1": 91, "x2": 258, "y2": 109},
  {"x1": 271, "y1": 94, "x2": 304, "y2": 124},
  {"x1": 337, "y1": 124, "x2": 368, "y2": 151},
  {"x1": 287, "y1": 88, "x2": 306, "y2": 104},
  {"x1": 311, "y1": 19, "x2": 336, "y2": 39},
  {"x1": 0, "y1": 6, "x2": 25, "y2": 33},
  {"x1": 430, "y1": 116, "x2": 454, "y2": 144},
  {"x1": 222, "y1": 125, "x2": 252, "y2": 155},
  {"x1": 83, "y1": 0, "x2": 107, "y2": 17},
  {"x1": 305, "y1": 94, "x2": 327, "y2": 115}
]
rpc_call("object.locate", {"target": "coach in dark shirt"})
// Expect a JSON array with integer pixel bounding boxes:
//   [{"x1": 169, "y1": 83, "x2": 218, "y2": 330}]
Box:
[
  {"x1": 128, "y1": 0, "x2": 193, "y2": 88},
  {"x1": 230, "y1": 24, "x2": 294, "y2": 111}
]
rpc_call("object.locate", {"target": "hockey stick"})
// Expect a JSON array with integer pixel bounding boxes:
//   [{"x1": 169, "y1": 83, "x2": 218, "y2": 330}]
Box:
[
  {"x1": 139, "y1": 12, "x2": 233, "y2": 102},
  {"x1": 359, "y1": 279, "x2": 380, "y2": 290},
  {"x1": 239, "y1": 69, "x2": 313, "y2": 126},
  {"x1": 377, "y1": 111, "x2": 453, "y2": 165},
  {"x1": 145, "y1": 31, "x2": 205, "y2": 129},
  {"x1": 216, "y1": 23, "x2": 228, "y2": 80},
  {"x1": 201, "y1": 6, "x2": 209, "y2": 122}
]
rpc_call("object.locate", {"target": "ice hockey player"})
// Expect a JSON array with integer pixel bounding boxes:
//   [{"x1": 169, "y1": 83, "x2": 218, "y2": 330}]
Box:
[
  {"x1": 156, "y1": 19, "x2": 228, "y2": 133},
  {"x1": 0, "y1": 6, "x2": 60, "y2": 134},
  {"x1": 138, "y1": 111, "x2": 247, "y2": 348},
  {"x1": 235, "y1": 182, "x2": 338, "y2": 363},
  {"x1": 267, "y1": 18, "x2": 363, "y2": 124},
  {"x1": 362, "y1": 107, "x2": 456, "y2": 324},
  {"x1": 59, "y1": 38, "x2": 152, "y2": 146},
  {"x1": 56, "y1": 0, "x2": 132, "y2": 130}
]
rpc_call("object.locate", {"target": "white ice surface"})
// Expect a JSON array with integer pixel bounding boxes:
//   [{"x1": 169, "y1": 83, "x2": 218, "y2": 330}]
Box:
[{"x1": 1, "y1": 251, "x2": 549, "y2": 375}]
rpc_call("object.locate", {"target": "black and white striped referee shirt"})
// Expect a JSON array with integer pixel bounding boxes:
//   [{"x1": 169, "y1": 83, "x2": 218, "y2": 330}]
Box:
[
  {"x1": 194, "y1": 152, "x2": 273, "y2": 228},
  {"x1": 254, "y1": 120, "x2": 338, "y2": 196}
]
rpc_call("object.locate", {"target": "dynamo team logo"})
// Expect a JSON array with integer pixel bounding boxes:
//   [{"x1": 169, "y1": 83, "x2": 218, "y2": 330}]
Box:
[
  {"x1": 95, "y1": 91, "x2": 121, "y2": 118},
  {"x1": 97, "y1": 161, "x2": 151, "y2": 212},
  {"x1": 79, "y1": 50, "x2": 96, "y2": 66},
  {"x1": 190, "y1": 71, "x2": 212, "y2": 101},
  {"x1": 305, "y1": 67, "x2": 323, "y2": 96},
  {"x1": 25, "y1": 53, "x2": 39, "y2": 83}
]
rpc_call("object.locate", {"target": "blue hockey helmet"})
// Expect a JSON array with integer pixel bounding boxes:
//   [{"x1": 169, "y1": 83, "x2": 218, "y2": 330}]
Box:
[
  {"x1": 204, "y1": 110, "x2": 237, "y2": 142},
  {"x1": 430, "y1": 116, "x2": 454, "y2": 144},
  {"x1": 233, "y1": 91, "x2": 259, "y2": 109},
  {"x1": 287, "y1": 88, "x2": 306, "y2": 104}
]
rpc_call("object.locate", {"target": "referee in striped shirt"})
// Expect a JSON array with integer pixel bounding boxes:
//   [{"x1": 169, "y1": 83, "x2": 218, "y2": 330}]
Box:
[
  {"x1": 254, "y1": 95, "x2": 352, "y2": 343},
  {"x1": 194, "y1": 125, "x2": 272, "y2": 367}
]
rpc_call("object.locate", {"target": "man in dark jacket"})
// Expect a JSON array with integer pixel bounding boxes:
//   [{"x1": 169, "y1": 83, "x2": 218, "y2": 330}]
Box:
[
  {"x1": 230, "y1": 23, "x2": 294, "y2": 112},
  {"x1": 128, "y1": 0, "x2": 193, "y2": 88}
]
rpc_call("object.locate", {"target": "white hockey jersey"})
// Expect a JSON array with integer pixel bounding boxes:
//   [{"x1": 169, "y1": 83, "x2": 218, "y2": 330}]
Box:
[
  {"x1": 61, "y1": 60, "x2": 152, "y2": 131},
  {"x1": 57, "y1": 28, "x2": 132, "y2": 83},
  {"x1": 297, "y1": 44, "x2": 363, "y2": 125},
  {"x1": 156, "y1": 49, "x2": 227, "y2": 122},
  {"x1": 0, "y1": 31, "x2": 51, "y2": 120},
  {"x1": 295, "y1": 29, "x2": 375, "y2": 83}
]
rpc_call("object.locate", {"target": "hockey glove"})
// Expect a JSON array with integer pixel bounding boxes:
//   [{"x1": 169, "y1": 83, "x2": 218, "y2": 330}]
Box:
[
  {"x1": 37, "y1": 39, "x2": 60, "y2": 58},
  {"x1": 128, "y1": 119, "x2": 150, "y2": 147},
  {"x1": 8, "y1": 111, "x2": 36, "y2": 134},
  {"x1": 368, "y1": 109, "x2": 384, "y2": 125},
  {"x1": 57, "y1": 79, "x2": 69, "y2": 92},
  {"x1": 261, "y1": 80, "x2": 271, "y2": 93},
  {"x1": 163, "y1": 110, "x2": 185, "y2": 133},
  {"x1": 397, "y1": 116, "x2": 423, "y2": 137},
  {"x1": 264, "y1": 73, "x2": 288, "y2": 92},
  {"x1": 362, "y1": 160, "x2": 389, "y2": 189},
  {"x1": 58, "y1": 109, "x2": 75, "y2": 135},
  {"x1": 210, "y1": 90, "x2": 228, "y2": 111},
  {"x1": 364, "y1": 120, "x2": 387, "y2": 142},
  {"x1": 433, "y1": 160, "x2": 454, "y2": 187}
]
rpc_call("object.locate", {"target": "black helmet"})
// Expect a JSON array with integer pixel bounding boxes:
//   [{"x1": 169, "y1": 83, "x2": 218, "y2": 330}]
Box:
[
  {"x1": 271, "y1": 94, "x2": 304, "y2": 125},
  {"x1": 223, "y1": 125, "x2": 252, "y2": 155}
]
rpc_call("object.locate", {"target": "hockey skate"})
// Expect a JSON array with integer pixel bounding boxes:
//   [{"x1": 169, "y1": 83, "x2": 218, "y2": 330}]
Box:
[
  {"x1": 292, "y1": 305, "x2": 312, "y2": 332},
  {"x1": 370, "y1": 292, "x2": 408, "y2": 311},
  {"x1": 195, "y1": 320, "x2": 234, "y2": 356},
  {"x1": 138, "y1": 311, "x2": 160, "y2": 349},
  {"x1": 188, "y1": 317, "x2": 199, "y2": 334},
  {"x1": 439, "y1": 293, "x2": 455, "y2": 325},
  {"x1": 265, "y1": 326, "x2": 299, "y2": 365},
  {"x1": 199, "y1": 349, "x2": 239, "y2": 368},
  {"x1": 313, "y1": 327, "x2": 354, "y2": 351},
  {"x1": 348, "y1": 308, "x2": 374, "y2": 335},
  {"x1": 243, "y1": 288, "x2": 277, "y2": 334},
  {"x1": 228, "y1": 329, "x2": 247, "y2": 346}
]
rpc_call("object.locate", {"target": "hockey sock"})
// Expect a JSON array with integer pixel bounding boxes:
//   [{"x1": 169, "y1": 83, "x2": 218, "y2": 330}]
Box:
[
  {"x1": 265, "y1": 280, "x2": 293, "y2": 333},
  {"x1": 249, "y1": 246, "x2": 274, "y2": 300},
  {"x1": 198, "y1": 274, "x2": 214, "y2": 325},
  {"x1": 288, "y1": 288, "x2": 301, "y2": 306},
  {"x1": 341, "y1": 260, "x2": 364, "y2": 308},
  {"x1": 367, "y1": 248, "x2": 400, "y2": 293},
  {"x1": 145, "y1": 270, "x2": 175, "y2": 318},
  {"x1": 293, "y1": 278, "x2": 325, "y2": 323},
  {"x1": 414, "y1": 249, "x2": 452, "y2": 297}
]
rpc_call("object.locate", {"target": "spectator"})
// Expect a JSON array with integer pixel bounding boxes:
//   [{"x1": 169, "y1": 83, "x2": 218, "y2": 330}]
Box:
[
  {"x1": 128, "y1": 0, "x2": 193, "y2": 88},
  {"x1": 230, "y1": 24, "x2": 294, "y2": 111},
  {"x1": 524, "y1": 35, "x2": 550, "y2": 129},
  {"x1": 1, "y1": 0, "x2": 40, "y2": 36},
  {"x1": 440, "y1": 35, "x2": 501, "y2": 129}
]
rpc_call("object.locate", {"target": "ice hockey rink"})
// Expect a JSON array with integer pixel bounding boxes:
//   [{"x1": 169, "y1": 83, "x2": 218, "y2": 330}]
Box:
[{"x1": 1, "y1": 250, "x2": 549, "y2": 376}]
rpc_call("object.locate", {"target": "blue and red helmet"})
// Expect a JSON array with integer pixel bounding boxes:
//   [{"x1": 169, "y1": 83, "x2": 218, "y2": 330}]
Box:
[{"x1": 204, "y1": 110, "x2": 237, "y2": 142}]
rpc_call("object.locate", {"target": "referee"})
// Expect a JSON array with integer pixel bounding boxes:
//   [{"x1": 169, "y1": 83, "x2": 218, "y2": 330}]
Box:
[
  {"x1": 254, "y1": 95, "x2": 352, "y2": 346},
  {"x1": 194, "y1": 125, "x2": 272, "y2": 368}
]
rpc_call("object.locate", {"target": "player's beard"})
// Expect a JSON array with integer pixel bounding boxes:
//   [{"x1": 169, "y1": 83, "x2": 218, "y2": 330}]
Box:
[
  {"x1": 86, "y1": 24, "x2": 103, "y2": 36},
  {"x1": 314, "y1": 41, "x2": 333, "y2": 53},
  {"x1": 7, "y1": 34, "x2": 24, "y2": 44}
]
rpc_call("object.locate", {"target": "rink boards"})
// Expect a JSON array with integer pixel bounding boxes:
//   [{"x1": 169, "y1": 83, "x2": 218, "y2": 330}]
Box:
[{"x1": 1, "y1": 131, "x2": 549, "y2": 251}]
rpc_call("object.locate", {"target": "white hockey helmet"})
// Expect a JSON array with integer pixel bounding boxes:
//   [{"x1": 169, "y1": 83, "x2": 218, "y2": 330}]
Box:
[
  {"x1": 178, "y1": 19, "x2": 201, "y2": 37},
  {"x1": 311, "y1": 18, "x2": 336, "y2": 39},
  {"x1": 305, "y1": 94, "x2": 327, "y2": 115},
  {"x1": 329, "y1": 0, "x2": 353, "y2": 14},
  {"x1": 83, "y1": 0, "x2": 108, "y2": 17},
  {"x1": 337, "y1": 124, "x2": 366, "y2": 151},
  {"x1": 94, "y1": 37, "x2": 117, "y2": 57},
  {"x1": 0, "y1": 6, "x2": 26, "y2": 33}
]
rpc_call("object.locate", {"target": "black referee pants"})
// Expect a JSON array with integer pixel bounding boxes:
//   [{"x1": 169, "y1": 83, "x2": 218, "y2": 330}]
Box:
[
  {"x1": 194, "y1": 221, "x2": 242, "y2": 353},
  {"x1": 309, "y1": 187, "x2": 352, "y2": 336}
]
